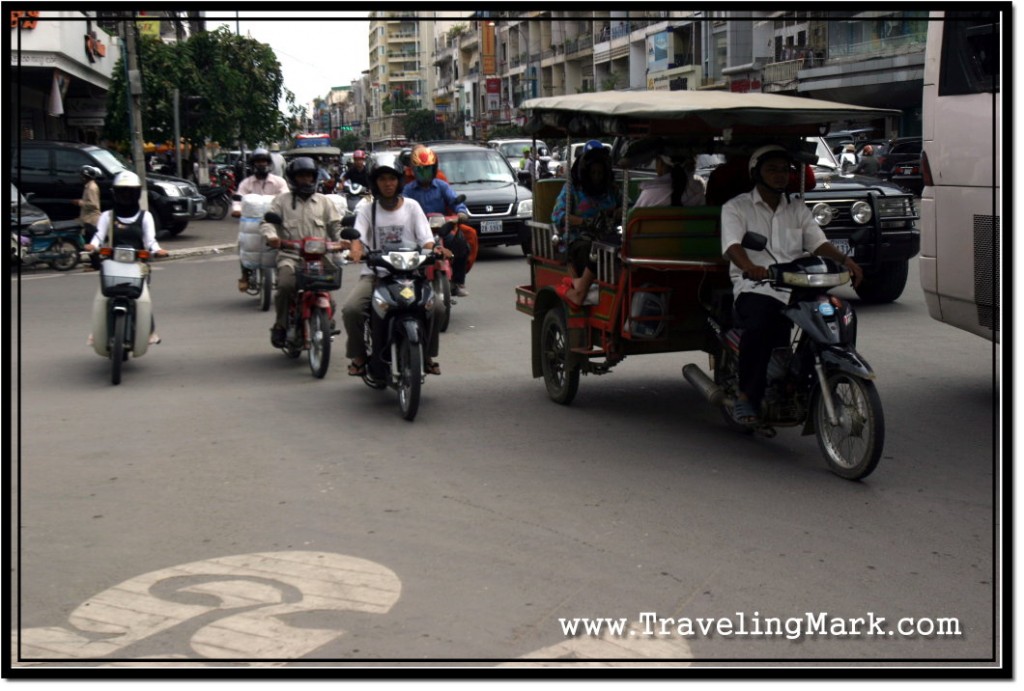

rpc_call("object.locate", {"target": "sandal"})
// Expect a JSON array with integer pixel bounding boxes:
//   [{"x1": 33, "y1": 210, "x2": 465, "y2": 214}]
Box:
[
  {"x1": 425, "y1": 361, "x2": 441, "y2": 375},
  {"x1": 555, "y1": 283, "x2": 582, "y2": 309},
  {"x1": 348, "y1": 361, "x2": 367, "y2": 377},
  {"x1": 731, "y1": 398, "x2": 760, "y2": 426}
]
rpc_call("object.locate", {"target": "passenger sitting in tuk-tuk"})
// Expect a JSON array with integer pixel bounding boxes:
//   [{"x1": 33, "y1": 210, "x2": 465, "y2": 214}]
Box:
[
  {"x1": 551, "y1": 140, "x2": 622, "y2": 308},
  {"x1": 633, "y1": 152, "x2": 707, "y2": 208}
]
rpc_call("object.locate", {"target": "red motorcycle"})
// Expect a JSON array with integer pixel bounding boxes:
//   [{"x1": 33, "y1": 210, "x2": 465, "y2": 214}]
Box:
[
  {"x1": 265, "y1": 215, "x2": 346, "y2": 378},
  {"x1": 425, "y1": 212, "x2": 456, "y2": 333}
]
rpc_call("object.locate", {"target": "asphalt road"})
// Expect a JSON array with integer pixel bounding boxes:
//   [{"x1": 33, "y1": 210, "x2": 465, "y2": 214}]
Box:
[{"x1": 9, "y1": 232, "x2": 1000, "y2": 671}]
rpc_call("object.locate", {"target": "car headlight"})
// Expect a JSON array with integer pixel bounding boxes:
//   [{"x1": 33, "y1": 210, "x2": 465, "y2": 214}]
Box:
[
  {"x1": 811, "y1": 202, "x2": 835, "y2": 226},
  {"x1": 153, "y1": 181, "x2": 182, "y2": 197},
  {"x1": 851, "y1": 201, "x2": 873, "y2": 224},
  {"x1": 517, "y1": 199, "x2": 533, "y2": 218},
  {"x1": 876, "y1": 197, "x2": 913, "y2": 218}
]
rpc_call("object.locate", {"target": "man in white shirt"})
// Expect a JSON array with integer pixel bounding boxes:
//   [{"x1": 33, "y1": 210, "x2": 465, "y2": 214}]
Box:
[
  {"x1": 341, "y1": 161, "x2": 443, "y2": 376},
  {"x1": 720, "y1": 145, "x2": 862, "y2": 425}
]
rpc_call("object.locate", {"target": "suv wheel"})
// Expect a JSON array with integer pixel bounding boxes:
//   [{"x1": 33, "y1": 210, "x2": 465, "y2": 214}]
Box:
[
  {"x1": 855, "y1": 260, "x2": 909, "y2": 304},
  {"x1": 165, "y1": 221, "x2": 188, "y2": 236}
]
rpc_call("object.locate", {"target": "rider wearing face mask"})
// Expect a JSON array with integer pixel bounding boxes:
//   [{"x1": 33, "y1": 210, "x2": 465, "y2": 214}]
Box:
[
  {"x1": 401, "y1": 146, "x2": 473, "y2": 297},
  {"x1": 235, "y1": 148, "x2": 289, "y2": 291},
  {"x1": 260, "y1": 156, "x2": 344, "y2": 348}
]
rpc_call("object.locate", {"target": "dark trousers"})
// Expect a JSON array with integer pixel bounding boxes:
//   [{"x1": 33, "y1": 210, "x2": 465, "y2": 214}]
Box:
[
  {"x1": 734, "y1": 292, "x2": 792, "y2": 408},
  {"x1": 443, "y1": 229, "x2": 469, "y2": 285}
]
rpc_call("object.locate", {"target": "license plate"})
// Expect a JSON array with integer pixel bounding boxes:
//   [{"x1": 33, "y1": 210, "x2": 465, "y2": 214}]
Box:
[
  {"x1": 832, "y1": 239, "x2": 854, "y2": 257},
  {"x1": 481, "y1": 220, "x2": 503, "y2": 234},
  {"x1": 900, "y1": 166, "x2": 914, "y2": 174}
]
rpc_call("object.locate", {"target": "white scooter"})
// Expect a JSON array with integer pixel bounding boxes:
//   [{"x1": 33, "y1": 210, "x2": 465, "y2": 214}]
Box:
[{"x1": 90, "y1": 245, "x2": 156, "y2": 385}]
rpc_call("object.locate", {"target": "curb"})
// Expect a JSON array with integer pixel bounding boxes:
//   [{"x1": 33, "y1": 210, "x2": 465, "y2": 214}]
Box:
[{"x1": 165, "y1": 243, "x2": 237, "y2": 260}]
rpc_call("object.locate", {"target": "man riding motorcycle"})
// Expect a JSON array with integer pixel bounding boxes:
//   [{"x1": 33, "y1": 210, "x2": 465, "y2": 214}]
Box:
[
  {"x1": 260, "y1": 157, "x2": 345, "y2": 348},
  {"x1": 341, "y1": 149, "x2": 371, "y2": 190},
  {"x1": 235, "y1": 148, "x2": 289, "y2": 292},
  {"x1": 401, "y1": 146, "x2": 472, "y2": 297}
]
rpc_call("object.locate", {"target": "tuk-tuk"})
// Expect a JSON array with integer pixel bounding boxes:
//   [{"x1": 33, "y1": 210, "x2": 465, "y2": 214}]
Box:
[{"x1": 515, "y1": 91, "x2": 896, "y2": 480}]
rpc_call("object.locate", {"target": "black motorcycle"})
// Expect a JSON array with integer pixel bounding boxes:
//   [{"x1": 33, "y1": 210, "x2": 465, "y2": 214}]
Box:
[
  {"x1": 344, "y1": 228, "x2": 439, "y2": 422},
  {"x1": 199, "y1": 184, "x2": 231, "y2": 221},
  {"x1": 683, "y1": 230, "x2": 885, "y2": 480}
]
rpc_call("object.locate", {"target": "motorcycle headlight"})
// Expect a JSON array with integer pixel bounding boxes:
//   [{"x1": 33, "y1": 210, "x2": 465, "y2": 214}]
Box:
[
  {"x1": 517, "y1": 199, "x2": 533, "y2": 218},
  {"x1": 850, "y1": 201, "x2": 873, "y2": 224},
  {"x1": 811, "y1": 202, "x2": 835, "y2": 226},
  {"x1": 153, "y1": 181, "x2": 182, "y2": 197},
  {"x1": 386, "y1": 251, "x2": 422, "y2": 270},
  {"x1": 781, "y1": 270, "x2": 850, "y2": 288},
  {"x1": 303, "y1": 239, "x2": 327, "y2": 255}
]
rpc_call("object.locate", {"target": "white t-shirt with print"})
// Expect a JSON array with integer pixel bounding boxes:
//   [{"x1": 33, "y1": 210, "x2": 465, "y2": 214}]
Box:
[{"x1": 353, "y1": 197, "x2": 434, "y2": 277}]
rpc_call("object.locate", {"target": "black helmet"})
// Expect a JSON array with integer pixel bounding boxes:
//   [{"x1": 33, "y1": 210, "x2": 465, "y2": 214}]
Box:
[
  {"x1": 251, "y1": 148, "x2": 271, "y2": 163},
  {"x1": 252, "y1": 148, "x2": 271, "y2": 178},
  {"x1": 368, "y1": 159, "x2": 403, "y2": 199},
  {"x1": 398, "y1": 148, "x2": 413, "y2": 170},
  {"x1": 286, "y1": 156, "x2": 318, "y2": 197}
]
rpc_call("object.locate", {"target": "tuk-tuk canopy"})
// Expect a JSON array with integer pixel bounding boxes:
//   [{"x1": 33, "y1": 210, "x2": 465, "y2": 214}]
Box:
[{"x1": 523, "y1": 91, "x2": 899, "y2": 141}]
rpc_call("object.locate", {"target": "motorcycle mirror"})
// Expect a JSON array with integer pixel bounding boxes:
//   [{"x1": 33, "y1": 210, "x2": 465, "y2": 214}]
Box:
[
  {"x1": 340, "y1": 214, "x2": 357, "y2": 229},
  {"x1": 340, "y1": 227, "x2": 361, "y2": 240},
  {"x1": 741, "y1": 231, "x2": 768, "y2": 252},
  {"x1": 263, "y1": 211, "x2": 283, "y2": 225},
  {"x1": 453, "y1": 194, "x2": 467, "y2": 206},
  {"x1": 232, "y1": 194, "x2": 243, "y2": 201}
]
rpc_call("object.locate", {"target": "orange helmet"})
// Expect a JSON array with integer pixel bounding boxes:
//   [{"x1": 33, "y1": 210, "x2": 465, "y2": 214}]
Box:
[{"x1": 411, "y1": 146, "x2": 438, "y2": 183}]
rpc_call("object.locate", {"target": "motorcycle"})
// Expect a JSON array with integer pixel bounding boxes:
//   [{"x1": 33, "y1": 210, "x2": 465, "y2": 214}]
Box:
[
  {"x1": 342, "y1": 227, "x2": 439, "y2": 422},
  {"x1": 199, "y1": 183, "x2": 232, "y2": 221},
  {"x1": 341, "y1": 179, "x2": 371, "y2": 213},
  {"x1": 683, "y1": 230, "x2": 885, "y2": 480},
  {"x1": 236, "y1": 194, "x2": 277, "y2": 312},
  {"x1": 424, "y1": 213, "x2": 455, "y2": 333},
  {"x1": 13, "y1": 219, "x2": 84, "y2": 271},
  {"x1": 89, "y1": 245, "x2": 158, "y2": 385},
  {"x1": 264, "y1": 212, "x2": 345, "y2": 379}
]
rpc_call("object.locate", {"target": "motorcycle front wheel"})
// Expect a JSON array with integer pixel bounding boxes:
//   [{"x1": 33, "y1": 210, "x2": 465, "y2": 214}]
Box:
[
  {"x1": 49, "y1": 240, "x2": 80, "y2": 271},
  {"x1": 397, "y1": 336, "x2": 421, "y2": 421},
  {"x1": 259, "y1": 267, "x2": 274, "y2": 312},
  {"x1": 434, "y1": 274, "x2": 452, "y2": 333},
  {"x1": 815, "y1": 373, "x2": 885, "y2": 480},
  {"x1": 308, "y1": 307, "x2": 331, "y2": 379},
  {"x1": 111, "y1": 311, "x2": 126, "y2": 386}
]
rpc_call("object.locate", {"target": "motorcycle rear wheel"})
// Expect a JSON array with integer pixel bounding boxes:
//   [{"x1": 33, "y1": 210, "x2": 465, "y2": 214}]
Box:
[
  {"x1": 49, "y1": 240, "x2": 80, "y2": 271},
  {"x1": 397, "y1": 337, "x2": 421, "y2": 421},
  {"x1": 111, "y1": 311, "x2": 126, "y2": 386},
  {"x1": 815, "y1": 373, "x2": 885, "y2": 480},
  {"x1": 308, "y1": 307, "x2": 331, "y2": 379},
  {"x1": 205, "y1": 197, "x2": 228, "y2": 221}
]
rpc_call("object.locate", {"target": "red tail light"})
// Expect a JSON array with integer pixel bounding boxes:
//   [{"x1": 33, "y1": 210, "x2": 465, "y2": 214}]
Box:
[{"x1": 921, "y1": 150, "x2": 934, "y2": 188}]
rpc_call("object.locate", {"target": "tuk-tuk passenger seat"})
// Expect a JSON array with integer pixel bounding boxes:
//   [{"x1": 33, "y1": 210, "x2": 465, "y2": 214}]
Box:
[{"x1": 622, "y1": 206, "x2": 725, "y2": 264}]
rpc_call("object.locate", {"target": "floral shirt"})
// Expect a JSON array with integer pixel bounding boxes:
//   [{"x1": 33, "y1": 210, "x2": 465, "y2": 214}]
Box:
[{"x1": 551, "y1": 183, "x2": 620, "y2": 244}]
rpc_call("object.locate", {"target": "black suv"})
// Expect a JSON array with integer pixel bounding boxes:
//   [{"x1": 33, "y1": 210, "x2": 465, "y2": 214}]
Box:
[
  {"x1": 877, "y1": 137, "x2": 923, "y2": 196},
  {"x1": 372, "y1": 144, "x2": 534, "y2": 254},
  {"x1": 13, "y1": 141, "x2": 206, "y2": 236},
  {"x1": 800, "y1": 137, "x2": 920, "y2": 303}
]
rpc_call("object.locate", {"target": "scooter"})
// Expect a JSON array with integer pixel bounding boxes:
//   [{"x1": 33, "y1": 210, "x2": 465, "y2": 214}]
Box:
[
  {"x1": 264, "y1": 212, "x2": 346, "y2": 379},
  {"x1": 14, "y1": 219, "x2": 84, "y2": 271},
  {"x1": 199, "y1": 184, "x2": 231, "y2": 221},
  {"x1": 345, "y1": 228, "x2": 439, "y2": 422},
  {"x1": 341, "y1": 179, "x2": 371, "y2": 212},
  {"x1": 683, "y1": 230, "x2": 885, "y2": 480},
  {"x1": 90, "y1": 245, "x2": 156, "y2": 385}
]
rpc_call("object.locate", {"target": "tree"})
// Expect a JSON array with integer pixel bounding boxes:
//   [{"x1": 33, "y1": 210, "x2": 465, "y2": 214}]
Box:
[
  {"x1": 104, "y1": 26, "x2": 288, "y2": 148},
  {"x1": 402, "y1": 109, "x2": 445, "y2": 142}
]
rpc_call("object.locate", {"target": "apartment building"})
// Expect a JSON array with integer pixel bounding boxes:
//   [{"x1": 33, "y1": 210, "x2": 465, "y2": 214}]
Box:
[{"x1": 422, "y1": 11, "x2": 927, "y2": 141}]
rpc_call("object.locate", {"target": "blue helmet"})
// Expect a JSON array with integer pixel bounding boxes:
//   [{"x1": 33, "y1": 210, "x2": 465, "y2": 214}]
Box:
[{"x1": 583, "y1": 139, "x2": 605, "y2": 155}]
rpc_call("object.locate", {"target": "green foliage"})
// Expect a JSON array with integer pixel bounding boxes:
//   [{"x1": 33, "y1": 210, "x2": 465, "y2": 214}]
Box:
[
  {"x1": 104, "y1": 26, "x2": 289, "y2": 148},
  {"x1": 486, "y1": 123, "x2": 526, "y2": 139},
  {"x1": 333, "y1": 133, "x2": 363, "y2": 151},
  {"x1": 402, "y1": 109, "x2": 445, "y2": 142}
]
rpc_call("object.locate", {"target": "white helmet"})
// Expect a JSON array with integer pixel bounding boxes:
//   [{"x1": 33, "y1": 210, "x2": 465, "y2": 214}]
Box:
[
  {"x1": 113, "y1": 171, "x2": 142, "y2": 188},
  {"x1": 748, "y1": 145, "x2": 792, "y2": 181}
]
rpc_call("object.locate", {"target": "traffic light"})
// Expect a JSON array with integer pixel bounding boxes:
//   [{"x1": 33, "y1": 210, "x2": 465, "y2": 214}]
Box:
[{"x1": 183, "y1": 95, "x2": 205, "y2": 130}]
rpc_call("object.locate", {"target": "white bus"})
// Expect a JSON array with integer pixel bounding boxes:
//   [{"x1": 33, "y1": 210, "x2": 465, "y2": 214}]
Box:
[{"x1": 919, "y1": 11, "x2": 1001, "y2": 341}]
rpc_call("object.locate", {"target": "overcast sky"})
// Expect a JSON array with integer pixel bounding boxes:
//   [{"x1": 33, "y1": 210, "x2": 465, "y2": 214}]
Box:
[{"x1": 208, "y1": 11, "x2": 371, "y2": 110}]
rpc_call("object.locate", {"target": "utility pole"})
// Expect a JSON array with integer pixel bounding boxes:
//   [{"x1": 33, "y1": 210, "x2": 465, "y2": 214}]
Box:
[
  {"x1": 122, "y1": 13, "x2": 148, "y2": 209},
  {"x1": 173, "y1": 88, "x2": 182, "y2": 178}
]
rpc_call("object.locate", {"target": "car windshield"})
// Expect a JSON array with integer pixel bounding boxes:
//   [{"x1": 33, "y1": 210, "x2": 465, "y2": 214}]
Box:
[
  {"x1": 811, "y1": 138, "x2": 840, "y2": 171},
  {"x1": 91, "y1": 148, "x2": 131, "y2": 173},
  {"x1": 436, "y1": 150, "x2": 516, "y2": 185}
]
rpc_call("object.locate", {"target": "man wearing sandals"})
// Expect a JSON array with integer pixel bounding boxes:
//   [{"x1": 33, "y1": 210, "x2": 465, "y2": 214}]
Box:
[
  {"x1": 721, "y1": 145, "x2": 863, "y2": 426},
  {"x1": 341, "y1": 160, "x2": 444, "y2": 377}
]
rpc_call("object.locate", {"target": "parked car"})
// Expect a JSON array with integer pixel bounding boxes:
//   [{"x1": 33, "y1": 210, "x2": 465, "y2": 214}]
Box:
[
  {"x1": 10, "y1": 183, "x2": 49, "y2": 234},
  {"x1": 877, "y1": 137, "x2": 923, "y2": 195},
  {"x1": 488, "y1": 138, "x2": 551, "y2": 174},
  {"x1": 13, "y1": 141, "x2": 206, "y2": 236},
  {"x1": 372, "y1": 143, "x2": 535, "y2": 254}
]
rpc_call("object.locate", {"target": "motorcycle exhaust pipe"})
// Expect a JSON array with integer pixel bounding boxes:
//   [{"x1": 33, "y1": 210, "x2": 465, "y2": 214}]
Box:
[{"x1": 682, "y1": 364, "x2": 725, "y2": 407}]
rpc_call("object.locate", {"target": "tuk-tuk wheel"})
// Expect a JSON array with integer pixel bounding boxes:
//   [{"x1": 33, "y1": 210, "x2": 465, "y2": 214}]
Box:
[{"x1": 540, "y1": 307, "x2": 580, "y2": 405}]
